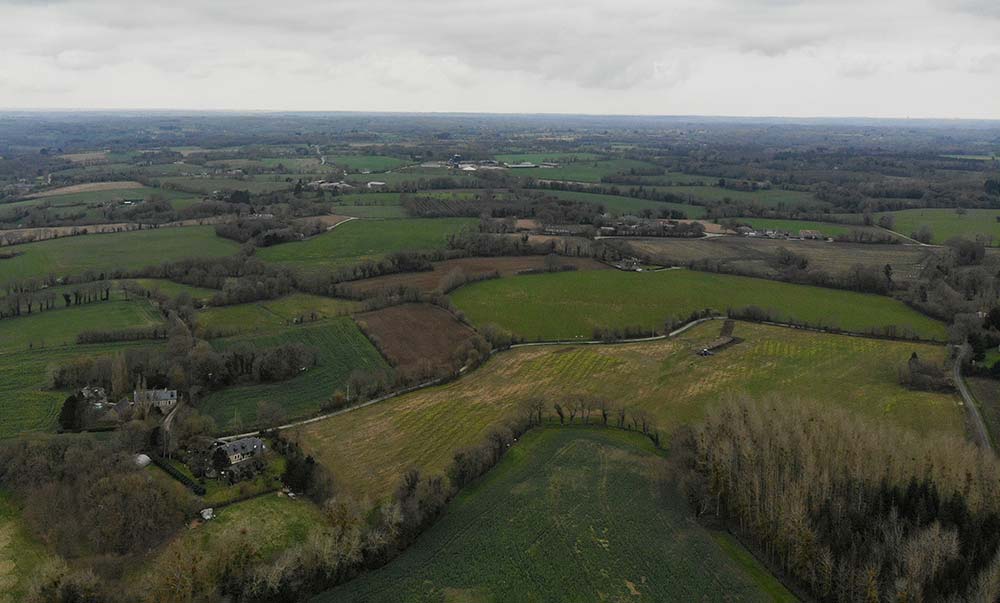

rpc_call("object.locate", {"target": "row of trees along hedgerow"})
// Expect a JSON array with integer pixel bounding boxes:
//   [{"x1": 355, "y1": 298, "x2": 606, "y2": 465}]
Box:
[{"x1": 683, "y1": 396, "x2": 1000, "y2": 603}]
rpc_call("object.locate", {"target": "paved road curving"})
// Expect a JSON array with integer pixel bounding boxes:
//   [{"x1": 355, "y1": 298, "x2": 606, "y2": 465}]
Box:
[{"x1": 953, "y1": 344, "x2": 994, "y2": 452}]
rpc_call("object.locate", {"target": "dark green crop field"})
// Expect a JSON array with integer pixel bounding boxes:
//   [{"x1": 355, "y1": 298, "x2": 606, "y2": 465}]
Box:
[
  {"x1": 451, "y1": 268, "x2": 946, "y2": 340},
  {"x1": 318, "y1": 427, "x2": 794, "y2": 603}
]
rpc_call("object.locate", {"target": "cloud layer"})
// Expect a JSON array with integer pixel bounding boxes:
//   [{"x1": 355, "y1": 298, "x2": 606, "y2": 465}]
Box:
[{"x1": 0, "y1": 0, "x2": 998, "y2": 117}]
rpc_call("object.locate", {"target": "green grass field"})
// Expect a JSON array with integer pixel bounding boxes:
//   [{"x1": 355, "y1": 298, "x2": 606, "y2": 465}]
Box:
[
  {"x1": 0, "y1": 226, "x2": 239, "y2": 283},
  {"x1": 543, "y1": 190, "x2": 708, "y2": 218},
  {"x1": 319, "y1": 427, "x2": 794, "y2": 603},
  {"x1": 0, "y1": 491, "x2": 56, "y2": 603},
  {"x1": 451, "y1": 268, "x2": 946, "y2": 341},
  {"x1": 327, "y1": 155, "x2": 410, "y2": 172},
  {"x1": 197, "y1": 294, "x2": 359, "y2": 336},
  {"x1": 662, "y1": 186, "x2": 822, "y2": 208},
  {"x1": 200, "y1": 318, "x2": 388, "y2": 430},
  {"x1": 878, "y1": 208, "x2": 1000, "y2": 245},
  {"x1": 257, "y1": 218, "x2": 476, "y2": 273},
  {"x1": 0, "y1": 298, "x2": 161, "y2": 353},
  {"x1": 297, "y1": 321, "x2": 960, "y2": 500}
]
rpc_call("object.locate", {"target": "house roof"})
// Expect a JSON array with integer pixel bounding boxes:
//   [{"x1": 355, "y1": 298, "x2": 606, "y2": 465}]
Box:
[{"x1": 215, "y1": 437, "x2": 265, "y2": 458}]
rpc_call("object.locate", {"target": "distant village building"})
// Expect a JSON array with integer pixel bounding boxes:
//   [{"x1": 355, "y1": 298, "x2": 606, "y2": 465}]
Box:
[
  {"x1": 505, "y1": 162, "x2": 537, "y2": 169},
  {"x1": 367, "y1": 181, "x2": 387, "y2": 189},
  {"x1": 799, "y1": 229, "x2": 823, "y2": 240}
]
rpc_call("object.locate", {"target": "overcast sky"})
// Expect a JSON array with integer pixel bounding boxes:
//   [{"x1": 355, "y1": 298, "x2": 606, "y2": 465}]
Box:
[{"x1": 1, "y1": 0, "x2": 998, "y2": 118}]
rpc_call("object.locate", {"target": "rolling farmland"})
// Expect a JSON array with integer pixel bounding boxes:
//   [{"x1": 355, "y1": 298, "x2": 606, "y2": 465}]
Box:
[
  {"x1": 257, "y1": 217, "x2": 476, "y2": 273},
  {"x1": 451, "y1": 268, "x2": 947, "y2": 341},
  {"x1": 319, "y1": 427, "x2": 794, "y2": 603},
  {"x1": 0, "y1": 226, "x2": 239, "y2": 283},
  {"x1": 354, "y1": 303, "x2": 477, "y2": 370},
  {"x1": 200, "y1": 318, "x2": 388, "y2": 430},
  {"x1": 297, "y1": 320, "x2": 961, "y2": 500}
]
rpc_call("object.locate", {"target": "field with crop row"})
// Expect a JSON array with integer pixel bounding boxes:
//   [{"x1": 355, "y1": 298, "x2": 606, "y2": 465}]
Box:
[
  {"x1": 319, "y1": 427, "x2": 793, "y2": 603},
  {"x1": 0, "y1": 225, "x2": 239, "y2": 283},
  {"x1": 354, "y1": 303, "x2": 477, "y2": 370},
  {"x1": 451, "y1": 268, "x2": 947, "y2": 341},
  {"x1": 297, "y1": 321, "x2": 960, "y2": 500},
  {"x1": 257, "y1": 217, "x2": 476, "y2": 273},
  {"x1": 200, "y1": 318, "x2": 388, "y2": 430},
  {"x1": 542, "y1": 189, "x2": 708, "y2": 217}
]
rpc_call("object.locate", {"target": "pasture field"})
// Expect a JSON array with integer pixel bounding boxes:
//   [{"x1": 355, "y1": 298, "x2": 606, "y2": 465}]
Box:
[
  {"x1": 326, "y1": 154, "x2": 410, "y2": 172},
  {"x1": 542, "y1": 189, "x2": 708, "y2": 217},
  {"x1": 332, "y1": 192, "x2": 407, "y2": 217},
  {"x1": 200, "y1": 318, "x2": 388, "y2": 430},
  {"x1": 319, "y1": 427, "x2": 793, "y2": 603},
  {"x1": 128, "y1": 278, "x2": 219, "y2": 302},
  {"x1": 508, "y1": 158, "x2": 660, "y2": 182},
  {"x1": 0, "y1": 226, "x2": 239, "y2": 283},
  {"x1": 627, "y1": 236, "x2": 938, "y2": 282},
  {"x1": 0, "y1": 298, "x2": 161, "y2": 353},
  {"x1": 197, "y1": 294, "x2": 359, "y2": 336},
  {"x1": 257, "y1": 218, "x2": 476, "y2": 273},
  {"x1": 735, "y1": 218, "x2": 878, "y2": 238},
  {"x1": 451, "y1": 268, "x2": 947, "y2": 341},
  {"x1": 663, "y1": 185, "x2": 822, "y2": 208},
  {"x1": 0, "y1": 491, "x2": 56, "y2": 603},
  {"x1": 297, "y1": 321, "x2": 961, "y2": 500},
  {"x1": 0, "y1": 341, "x2": 158, "y2": 439},
  {"x1": 878, "y1": 208, "x2": 1000, "y2": 245},
  {"x1": 345, "y1": 255, "x2": 607, "y2": 296},
  {"x1": 354, "y1": 303, "x2": 477, "y2": 370}
]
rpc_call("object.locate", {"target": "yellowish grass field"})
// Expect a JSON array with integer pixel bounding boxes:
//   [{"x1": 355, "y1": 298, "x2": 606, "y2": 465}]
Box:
[{"x1": 295, "y1": 321, "x2": 962, "y2": 500}]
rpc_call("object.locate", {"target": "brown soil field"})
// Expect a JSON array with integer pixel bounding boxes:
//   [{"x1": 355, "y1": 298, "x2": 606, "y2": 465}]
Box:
[
  {"x1": 354, "y1": 303, "x2": 477, "y2": 370},
  {"x1": 628, "y1": 237, "x2": 940, "y2": 282},
  {"x1": 345, "y1": 255, "x2": 607, "y2": 296},
  {"x1": 25, "y1": 181, "x2": 145, "y2": 199}
]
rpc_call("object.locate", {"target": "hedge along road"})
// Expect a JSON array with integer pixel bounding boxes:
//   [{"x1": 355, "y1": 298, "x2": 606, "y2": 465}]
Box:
[{"x1": 219, "y1": 313, "x2": 953, "y2": 443}]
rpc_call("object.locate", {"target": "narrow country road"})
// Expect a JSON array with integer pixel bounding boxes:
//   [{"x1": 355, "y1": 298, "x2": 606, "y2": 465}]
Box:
[{"x1": 953, "y1": 344, "x2": 994, "y2": 452}]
